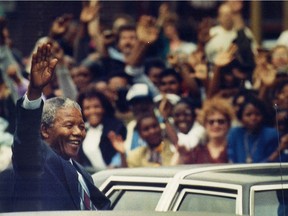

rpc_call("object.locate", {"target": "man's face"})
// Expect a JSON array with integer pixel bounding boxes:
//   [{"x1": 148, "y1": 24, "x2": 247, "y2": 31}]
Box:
[
  {"x1": 42, "y1": 107, "x2": 86, "y2": 160},
  {"x1": 118, "y1": 30, "x2": 137, "y2": 56},
  {"x1": 218, "y1": 4, "x2": 234, "y2": 30},
  {"x1": 272, "y1": 47, "x2": 288, "y2": 70},
  {"x1": 159, "y1": 75, "x2": 180, "y2": 94},
  {"x1": 108, "y1": 76, "x2": 128, "y2": 102},
  {"x1": 138, "y1": 117, "x2": 162, "y2": 148},
  {"x1": 71, "y1": 66, "x2": 92, "y2": 91},
  {"x1": 173, "y1": 103, "x2": 194, "y2": 134},
  {"x1": 148, "y1": 67, "x2": 163, "y2": 88}
]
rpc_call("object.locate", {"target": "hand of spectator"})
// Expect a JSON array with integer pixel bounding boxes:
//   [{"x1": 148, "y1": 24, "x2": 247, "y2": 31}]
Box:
[
  {"x1": 157, "y1": 2, "x2": 171, "y2": 26},
  {"x1": 158, "y1": 94, "x2": 172, "y2": 120},
  {"x1": 108, "y1": 131, "x2": 126, "y2": 154},
  {"x1": 80, "y1": 1, "x2": 100, "y2": 23},
  {"x1": 227, "y1": 0, "x2": 243, "y2": 14},
  {"x1": 268, "y1": 133, "x2": 288, "y2": 161},
  {"x1": 259, "y1": 64, "x2": 277, "y2": 86},
  {"x1": 255, "y1": 63, "x2": 276, "y2": 87},
  {"x1": 188, "y1": 49, "x2": 205, "y2": 68},
  {"x1": 279, "y1": 134, "x2": 288, "y2": 151},
  {"x1": 175, "y1": 144, "x2": 192, "y2": 164},
  {"x1": 194, "y1": 63, "x2": 208, "y2": 80},
  {"x1": 6, "y1": 64, "x2": 21, "y2": 83},
  {"x1": 50, "y1": 14, "x2": 73, "y2": 37},
  {"x1": 50, "y1": 40, "x2": 64, "y2": 63},
  {"x1": 167, "y1": 53, "x2": 178, "y2": 68},
  {"x1": 137, "y1": 15, "x2": 159, "y2": 45},
  {"x1": 28, "y1": 43, "x2": 58, "y2": 99},
  {"x1": 227, "y1": 0, "x2": 245, "y2": 30},
  {"x1": 214, "y1": 44, "x2": 238, "y2": 67},
  {"x1": 197, "y1": 17, "x2": 214, "y2": 47}
]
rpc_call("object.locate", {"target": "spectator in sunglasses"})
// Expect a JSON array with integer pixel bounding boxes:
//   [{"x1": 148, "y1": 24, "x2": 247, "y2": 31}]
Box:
[{"x1": 175, "y1": 97, "x2": 234, "y2": 164}]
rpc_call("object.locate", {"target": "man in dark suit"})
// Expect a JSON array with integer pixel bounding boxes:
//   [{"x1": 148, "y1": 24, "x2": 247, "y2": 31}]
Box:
[{"x1": 11, "y1": 43, "x2": 110, "y2": 211}]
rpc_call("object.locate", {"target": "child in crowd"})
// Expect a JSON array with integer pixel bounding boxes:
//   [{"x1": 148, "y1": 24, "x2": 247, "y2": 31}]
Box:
[{"x1": 108, "y1": 113, "x2": 175, "y2": 167}]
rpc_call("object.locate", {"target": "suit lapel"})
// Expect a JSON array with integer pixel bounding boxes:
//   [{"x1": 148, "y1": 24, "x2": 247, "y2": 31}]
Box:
[{"x1": 62, "y1": 159, "x2": 80, "y2": 209}]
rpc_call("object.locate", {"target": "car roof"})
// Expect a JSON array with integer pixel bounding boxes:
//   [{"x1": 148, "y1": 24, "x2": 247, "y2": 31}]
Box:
[
  {"x1": 92, "y1": 164, "x2": 211, "y2": 186},
  {"x1": 184, "y1": 164, "x2": 288, "y2": 185},
  {"x1": 92, "y1": 163, "x2": 288, "y2": 187},
  {"x1": 1, "y1": 210, "x2": 244, "y2": 216}
]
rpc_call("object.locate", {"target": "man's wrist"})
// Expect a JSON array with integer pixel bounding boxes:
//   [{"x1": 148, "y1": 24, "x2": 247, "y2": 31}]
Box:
[{"x1": 27, "y1": 86, "x2": 42, "y2": 101}]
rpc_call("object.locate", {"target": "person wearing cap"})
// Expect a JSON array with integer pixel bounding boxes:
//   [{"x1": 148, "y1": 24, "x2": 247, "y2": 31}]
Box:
[{"x1": 124, "y1": 83, "x2": 156, "y2": 151}]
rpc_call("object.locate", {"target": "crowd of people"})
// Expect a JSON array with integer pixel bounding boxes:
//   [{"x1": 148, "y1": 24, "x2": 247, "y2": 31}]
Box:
[{"x1": 1, "y1": 0, "x2": 288, "y2": 174}]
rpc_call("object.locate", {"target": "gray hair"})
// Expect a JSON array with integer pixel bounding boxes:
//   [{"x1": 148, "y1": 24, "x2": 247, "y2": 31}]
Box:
[{"x1": 41, "y1": 97, "x2": 82, "y2": 127}]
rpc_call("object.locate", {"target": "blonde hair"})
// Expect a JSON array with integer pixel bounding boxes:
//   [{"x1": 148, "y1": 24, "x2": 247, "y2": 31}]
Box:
[{"x1": 198, "y1": 97, "x2": 235, "y2": 126}]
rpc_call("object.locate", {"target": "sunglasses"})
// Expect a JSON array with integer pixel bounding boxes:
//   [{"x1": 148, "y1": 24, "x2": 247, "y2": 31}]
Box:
[{"x1": 207, "y1": 119, "x2": 227, "y2": 126}]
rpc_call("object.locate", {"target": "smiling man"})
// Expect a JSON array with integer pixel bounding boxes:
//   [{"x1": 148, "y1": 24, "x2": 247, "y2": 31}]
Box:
[{"x1": 11, "y1": 43, "x2": 110, "y2": 211}]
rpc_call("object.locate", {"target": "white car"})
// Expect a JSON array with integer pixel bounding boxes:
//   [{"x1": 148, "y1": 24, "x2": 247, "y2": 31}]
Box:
[
  {"x1": 1, "y1": 210, "x2": 240, "y2": 216},
  {"x1": 92, "y1": 163, "x2": 288, "y2": 216}
]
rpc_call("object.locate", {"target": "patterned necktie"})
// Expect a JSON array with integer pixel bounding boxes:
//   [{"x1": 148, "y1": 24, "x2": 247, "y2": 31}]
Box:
[
  {"x1": 78, "y1": 179, "x2": 96, "y2": 210},
  {"x1": 72, "y1": 160, "x2": 96, "y2": 210}
]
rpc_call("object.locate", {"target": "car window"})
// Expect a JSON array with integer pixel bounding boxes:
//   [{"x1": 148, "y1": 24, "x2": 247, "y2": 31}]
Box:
[
  {"x1": 250, "y1": 184, "x2": 288, "y2": 216},
  {"x1": 254, "y1": 189, "x2": 288, "y2": 216},
  {"x1": 174, "y1": 188, "x2": 236, "y2": 213},
  {"x1": 109, "y1": 189, "x2": 163, "y2": 210}
]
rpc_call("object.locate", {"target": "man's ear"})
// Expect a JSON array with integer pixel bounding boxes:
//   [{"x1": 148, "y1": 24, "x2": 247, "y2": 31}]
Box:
[{"x1": 40, "y1": 123, "x2": 50, "y2": 139}]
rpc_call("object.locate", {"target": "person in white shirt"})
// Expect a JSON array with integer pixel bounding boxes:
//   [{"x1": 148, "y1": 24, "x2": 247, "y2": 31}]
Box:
[
  {"x1": 172, "y1": 98, "x2": 206, "y2": 150},
  {"x1": 205, "y1": 2, "x2": 257, "y2": 64}
]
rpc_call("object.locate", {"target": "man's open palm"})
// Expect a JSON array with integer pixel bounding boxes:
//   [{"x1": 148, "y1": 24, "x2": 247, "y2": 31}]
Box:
[{"x1": 30, "y1": 43, "x2": 58, "y2": 90}]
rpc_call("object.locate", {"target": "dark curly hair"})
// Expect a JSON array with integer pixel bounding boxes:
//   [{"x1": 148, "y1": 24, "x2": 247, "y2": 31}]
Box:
[{"x1": 77, "y1": 87, "x2": 115, "y2": 120}]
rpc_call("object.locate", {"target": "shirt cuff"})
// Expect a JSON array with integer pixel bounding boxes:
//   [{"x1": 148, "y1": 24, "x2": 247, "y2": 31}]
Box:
[{"x1": 22, "y1": 93, "x2": 42, "y2": 109}]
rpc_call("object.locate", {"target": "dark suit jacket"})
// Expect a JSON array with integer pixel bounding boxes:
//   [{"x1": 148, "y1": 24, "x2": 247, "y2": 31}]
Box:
[{"x1": 10, "y1": 98, "x2": 110, "y2": 211}]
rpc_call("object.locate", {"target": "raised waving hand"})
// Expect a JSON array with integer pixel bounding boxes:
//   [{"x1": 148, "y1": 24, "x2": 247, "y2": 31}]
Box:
[{"x1": 28, "y1": 43, "x2": 58, "y2": 100}]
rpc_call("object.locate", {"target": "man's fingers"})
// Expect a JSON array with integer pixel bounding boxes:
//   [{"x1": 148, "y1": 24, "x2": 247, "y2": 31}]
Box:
[
  {"x1": 42, "y1": 44, "x2": 48, "y2": 62},
  {"x1": 38, "y1": 43, "x2": 46, "y2": 62},
  {"x1": 49, "y1": 58, "x2": 58, "y2": 72},
  {"x1": 31, "y1": 53, "x2": 37, "y2": 68},
  {"x1": 45, "y1": 44, "x2": 52, "y2": 62},
  {"x1": 35, "y1": 46, "x2": 42, "y2": 63}
]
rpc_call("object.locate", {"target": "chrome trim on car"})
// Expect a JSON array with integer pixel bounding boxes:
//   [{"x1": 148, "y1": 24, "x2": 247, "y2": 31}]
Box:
[{"x1": 100, "y1": 176, "x2": 171, "y2": 191}]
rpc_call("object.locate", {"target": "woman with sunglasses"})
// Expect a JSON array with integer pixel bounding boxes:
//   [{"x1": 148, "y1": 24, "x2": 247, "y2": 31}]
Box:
[
  {"x1": 176, "y1": 97, "x2": 234, "y2": 164},
  {"x1": 227, "y1": 96, "x2": 279, "y2": 163}
]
